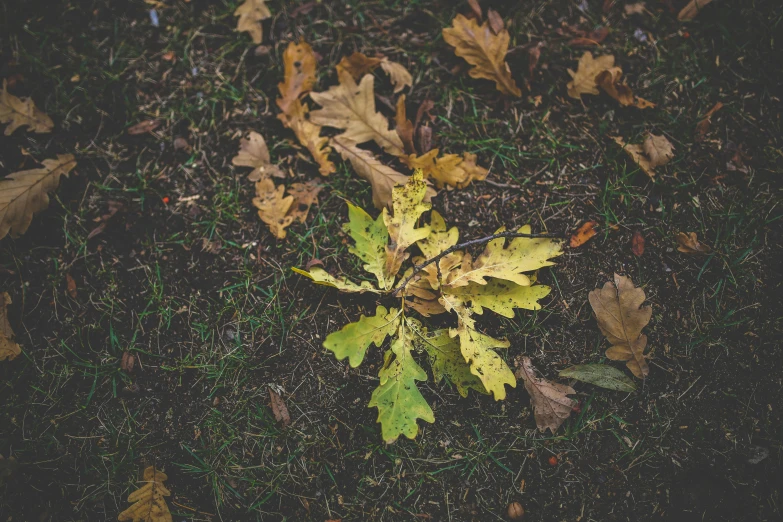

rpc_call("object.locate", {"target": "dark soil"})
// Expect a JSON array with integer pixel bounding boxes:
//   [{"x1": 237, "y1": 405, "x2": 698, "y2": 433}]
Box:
[{"x1": 1, "y1": 0, "x2": 781, "y2": 521}]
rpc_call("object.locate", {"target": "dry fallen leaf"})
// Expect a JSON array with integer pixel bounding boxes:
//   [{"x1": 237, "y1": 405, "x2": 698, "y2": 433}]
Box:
[
  {"x1": 624, "y1": 2, "x2": 646, "y2": 15},
  {"x1": 118, "y1": 466, "x2": 173, "y2": 522},
  {"x1": 332, "y1": 136, "x2": 433, "y2": 209},
  {"x1": 0, "y1": 80, "x2": 54, "y2": 135},
  {"x1": 589, "y1": 274, "x2": 651, "y2": 379},
  {"x1": 515, "y1": 356, "x2": 576, "y2": 434},
  {"x1": 404, "y1": 149, "x2": 487, "y2": 189},
  {"x1": 676, "y1": 232, "x2": 711, "y2": 255},
  {"x1": 569, "y1": 220, "x2": 598, "y2": 248},
  {"x1": 595, "y1": 67, "x2": 655, "y2": 109},
  {"x1": 695, "y1": 101, "x2": 723, "y2": 140},
  {"x1": 613, "y1": 136, "x2": 656, "y2": 178},
  {"x1": 121, "y1": 351, "x2": 135, "y2": 373},
  {"x1": 643, "y1": 134, "x2": 674, "y2": 168},
  {"x1": 66, "y1": 273, "x2": 77, "y2": 298},
  {"x1": 379, "y1": 59, "x2": 413, "y2": 93},
  {"x1": 567, "y1": 52, "x2": 615, "y2": 99},
  {"x1": 336, "y1": 52, "x2": 412, "y2": 94},
  {"x1": 253, "y1": 178, "x2": 294, "y2": 239},
  {"x1": 277, "y1": 41, "x2": 317, "y2": 115},
  {"x1": 234, "y1": 0, "x2": 271, "y2": 44},
  {"x1": 486, "y1": 9, "x2": 504, "y2": 35},
  {"x1": 678, "y1": 0, "x2": 714, "y2": 21},
  {"x1": 631, "y1": 230, "x2": 645, "y2": 257},
  {"x1": 87, "y1": 200, "x2": 123, "y2": 239},
  {"x1": 231, "y1": 131, "x2": 285, "y2": 181},
  {"x1": 442, "y1": 14, "x2": 522, "y2": 97},
  {"x1": 286, "y1": 180, "x2": 322, "y2": 223},
  {"x1": 395, "y1": 95, "x2": 415, "y2": 155},
  {"x1": 310, "y1": 72, "x2": 404, "y2": 156},
  {"x1": 269, "y1": 387, "x2": 292, "y2": 427},
  {"x1": 0, "y1": 293, "x2": 21, "y2": 362},
  {"x1": 0, "y1": 154, "x2": 77, "y2": 240},
  {"x1": 127, "y1": 120, "x2": 161, "y2": 135},
  {"x1": 276, "y1": 41, "x2": 335, "y2": 176}
]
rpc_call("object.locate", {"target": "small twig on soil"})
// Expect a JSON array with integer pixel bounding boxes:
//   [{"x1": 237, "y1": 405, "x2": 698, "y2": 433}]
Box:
[{"x1": 393, "y1": 230, "x2": 559, "y2": 297}]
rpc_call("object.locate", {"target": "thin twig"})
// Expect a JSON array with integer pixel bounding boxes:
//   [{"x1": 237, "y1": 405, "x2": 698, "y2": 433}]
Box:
[{"x1": 393, "y1": 230, "x2": 559, "y2": 297}]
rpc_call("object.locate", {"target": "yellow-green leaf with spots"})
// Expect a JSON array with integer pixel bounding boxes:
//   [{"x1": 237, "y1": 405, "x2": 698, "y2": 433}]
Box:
[
  {"x1": 445, "y1": 225, "x2": 562, "y2": 288},
  {"x1": 344, "y1": 202, "x2": 393, "y2": 290},
  {"x1": 383, "y1": 170, "x2": 432, "y2": 278},
  {"x1": 292, "y1": 267, "x2": 380, "y2": 294},
  {"x1": 409, "y1": 320, "x2": 487, "y2": 398},
  {"x1": 369, "y1": 323, "x2": 435, "y2": 443},
  {"x1": 447, "y1": 279, "x2": 552, "y2": 318},
  {"x1": 450, "y1": 314, "x2": 515, "y2": 400},
  {"x1": 323, "y1": 306, "x2": 400, "y2": 367},
  {"x1": 417, "y1": 210, "x2": 459, "y2": 259}
]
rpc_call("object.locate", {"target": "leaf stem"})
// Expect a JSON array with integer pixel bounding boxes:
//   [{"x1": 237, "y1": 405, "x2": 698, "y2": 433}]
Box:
[{"x1": 393, "y1": 230, "x2": 559, "y2": 297}]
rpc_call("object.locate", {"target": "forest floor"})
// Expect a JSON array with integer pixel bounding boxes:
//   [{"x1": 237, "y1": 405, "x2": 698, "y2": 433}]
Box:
[{"x1": 1, "y1": 0, "x2": 782, "y2": 521}]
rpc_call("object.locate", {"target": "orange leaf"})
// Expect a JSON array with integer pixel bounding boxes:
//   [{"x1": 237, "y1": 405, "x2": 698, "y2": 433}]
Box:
[{"x1": 569, "y1": 221, "x2": 597, "y2": 248}]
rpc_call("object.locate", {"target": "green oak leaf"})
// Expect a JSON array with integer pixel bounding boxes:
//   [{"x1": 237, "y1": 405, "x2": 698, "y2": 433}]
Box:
[
  {"x1": 408, "y1": 319, "x2": 487, "y2": 397},
  {"x1": 292, "y1": 267, "x2": 380, "y2": 293},
  {"x1": 344, "y1": 202, "x2": 393, "y2": 290},
  {"x1": 559, "y1": 363, "x2": 637, "y2": 392},
  {"x1": 369, "y1": 323, "x2": 434, "y2": 443},
  {"x1": 323, "y1": 306, "x2": 400, "y2": 367}
]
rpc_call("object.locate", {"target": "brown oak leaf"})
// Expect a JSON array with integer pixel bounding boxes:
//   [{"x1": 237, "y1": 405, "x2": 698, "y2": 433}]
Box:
[
  {"x1": 515, "y1": 356, "x2": 576, "y2": 434},
  {"x1": 0, "y1": 80, "x2": 53, "y2": 135}
]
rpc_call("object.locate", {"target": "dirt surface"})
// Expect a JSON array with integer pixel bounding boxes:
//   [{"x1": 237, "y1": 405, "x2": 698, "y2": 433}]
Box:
[{"x1": 1, "y1": 0, "x2": 781, "y2": 521}]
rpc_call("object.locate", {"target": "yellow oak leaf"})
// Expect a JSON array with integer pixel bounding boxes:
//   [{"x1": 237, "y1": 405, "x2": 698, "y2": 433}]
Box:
[
  {"x1": 292, "y1": 267, "x2": 381, "y2": 294},
  {"x1": 286, "y1": 180, "x2": 322, "y2": 224},
  {"x1": 278, "y1": 100, "x2": 335, "y2": 176},
  {"x1": 252, "y1": 178, "x2": 294, "y2": 239},
  {"x1": 442, "y1": 14, "x2": 522, "y2": 97},
  {"x1": 404, "y1": 149, "x2": 488, "y2": 189},
  {"x1": 277, "y1": 41, "x2": 317, "y2": 115},
  {"x1": 416, "y1": 210, "x2": 459, "y2": 259},
  {"x1": 383, "y1": 170, "x2": 432, "y2": 278}
]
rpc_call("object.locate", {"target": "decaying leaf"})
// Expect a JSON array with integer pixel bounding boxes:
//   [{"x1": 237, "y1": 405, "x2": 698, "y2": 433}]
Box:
[
  {"x1": 379, "y1": 59, "x2": 413, "y2": 93},
  {"x1": 613, "y1": 136, "x2": 656, "y2": 178},
  {"x1": 443, "y1": 14, "x2": 522, "y2": 97},
  {"x1": 695, "y1": 101, "x2": 723, "y2": 140},
  {"x1": 286, "y1": 180, "x2": 322, "y2": 224},
  {"x1": 118, "y1": 466, "x2": 173, "y2": 522},
  {"x1": 253, "y1": 179, "x2": 294, "y2": 239},
  {"x1": 569, "y1": 220, "x2": 598, "y2": 248},
  {"x1": 588, "y1": 274, "x2": 651, "y2": 379},
  {"x1": 559, "y1": 363, "x2": 637, "y2": 392},
  {"x1": 336, "y1": 52, "x2": 412, "y2": 93},
  {"x1": 643, "y1": 134, "x2": 674, "y2": 168},
  {"x1": 404, "y1": 150, "x2": 488, "y2": 189},
  {"x1": 676, "y1": 232, "x2": 711, "y2": 255},
  {"x1": 395, "y1": 95, "x2": 416, "y2": 155},
  {"x1": 0, "y1": 80, "x2": 54, "y2": 135},
  {"x1": 268, "y1": 387, "x2": 292, "y2": 427},
  {"x1": 515, "y1": 356, "x2": 576, "y2": 434},
  {"x1": 310, "y1": 73, "x2": 405, "y2": 156},
  {"x1": 486, "y1": 9, "x2": 504, "y2": 35},
  {"x1": 332, "y1": 136, "x2": 431, "y2": 210},
  {"x1": 0, "y1": 154, "x2": 77, "y2": 240},
  {"x1": 234, "y1": 0, "x2": 271, "y2": 44},
  {"x1": 277, "y1": 42, "x2": 335, "y2": 176},
  {"x1": 631, "y1": 230, "x2": 645, "y2": 257},
  {"x1": 678, "y1": 0, "x2": 714, "y2": 21},
  {"x1": 323, "y1": 306, "x2": 400, "y2": 366},
  {"x1": 277, "y1": 41, "x2": 317, "y2": 116},
  {"x1": 595, "y1": 67, "x2": 655, "y2": 109},
  {"x1": 567, "y1": 52, "x2": 615, "y2": 99},
  {"x1": 231, "y1": 131, "x2": 285, "y2": 181},
  {"x1": 66, "y1": 273, "x2": 77, "y2": 298},
  {"x1": 127, "y1": 120, "x2": 161, "y2": 135},
  {"x1": 0, "y1": 293, "x2": 21, "y2": 362},
  {"x1": 412, "y1": 322, "x2": 487, "y2": 397}
]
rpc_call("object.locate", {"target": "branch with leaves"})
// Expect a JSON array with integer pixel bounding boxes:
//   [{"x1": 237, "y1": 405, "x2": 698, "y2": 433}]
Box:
[{"x1": 294, "y1": 171, "x2": 564, "y2": 442}]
